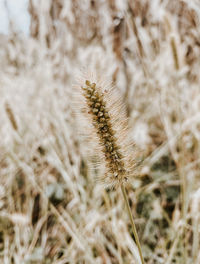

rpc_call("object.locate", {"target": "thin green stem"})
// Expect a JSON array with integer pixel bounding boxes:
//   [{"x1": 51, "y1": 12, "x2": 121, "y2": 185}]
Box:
[{"x1": 121, "y1": 184, "x2": 145, "y2": 264}]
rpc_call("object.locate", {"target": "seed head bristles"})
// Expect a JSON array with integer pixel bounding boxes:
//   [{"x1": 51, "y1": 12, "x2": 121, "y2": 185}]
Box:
[{"x1": 78, "y1": 76, "x2": 136, "y2": 188}]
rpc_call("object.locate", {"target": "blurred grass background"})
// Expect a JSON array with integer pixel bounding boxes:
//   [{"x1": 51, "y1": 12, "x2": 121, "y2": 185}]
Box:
[{"x1": 0, "y1": 0, "x2": 200, "y2": 263}]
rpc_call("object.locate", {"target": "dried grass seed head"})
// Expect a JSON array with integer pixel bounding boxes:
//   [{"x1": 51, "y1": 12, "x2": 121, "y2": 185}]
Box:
[{"x1": 77, "y1": 75, "x2": 136, "y2": 188}]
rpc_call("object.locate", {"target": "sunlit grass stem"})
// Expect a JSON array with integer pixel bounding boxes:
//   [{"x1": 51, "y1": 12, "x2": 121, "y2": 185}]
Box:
[{"x1": 121, "y1": 184, "x2": 145, "y2": 264}]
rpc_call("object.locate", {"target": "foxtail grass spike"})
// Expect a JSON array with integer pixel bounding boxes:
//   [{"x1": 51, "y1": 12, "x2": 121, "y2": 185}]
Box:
[{"x1": 79, "y1": 77, "x2": 134, "y2": 188}]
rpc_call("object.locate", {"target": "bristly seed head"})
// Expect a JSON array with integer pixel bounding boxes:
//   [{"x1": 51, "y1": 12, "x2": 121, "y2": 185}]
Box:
[{"x1": 81, "y1": 79, "x2": 130, "y2": 187}]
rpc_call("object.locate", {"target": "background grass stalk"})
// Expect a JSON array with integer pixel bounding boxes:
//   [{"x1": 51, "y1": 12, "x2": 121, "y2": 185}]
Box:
[{"x1": 121, "y1": 184, "x2": 145, "y2": 264}]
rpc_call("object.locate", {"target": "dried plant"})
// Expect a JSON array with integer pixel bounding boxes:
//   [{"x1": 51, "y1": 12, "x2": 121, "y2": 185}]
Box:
[
  {"x1": 77, "y1": 76, "x2": 145, "y2": 264},
  {"x1": 5, "y1": 102, "x2": 18, "y2": 131}
]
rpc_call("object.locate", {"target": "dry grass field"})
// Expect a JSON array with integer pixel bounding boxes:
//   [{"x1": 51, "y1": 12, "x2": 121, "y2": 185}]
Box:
[{"x1": 0, "y1": 0, "x2": 200, "y2": 263}]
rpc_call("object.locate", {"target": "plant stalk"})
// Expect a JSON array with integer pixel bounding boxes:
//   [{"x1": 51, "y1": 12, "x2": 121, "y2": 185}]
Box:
[{"x1": 121, "y1": 184, "x2": 145, "y2": 264}]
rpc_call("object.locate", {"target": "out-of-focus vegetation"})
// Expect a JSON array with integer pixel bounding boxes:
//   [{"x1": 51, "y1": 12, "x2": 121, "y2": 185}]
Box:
[{"x1": 0, "y1": 0, "x2": 200, "y2": 263}]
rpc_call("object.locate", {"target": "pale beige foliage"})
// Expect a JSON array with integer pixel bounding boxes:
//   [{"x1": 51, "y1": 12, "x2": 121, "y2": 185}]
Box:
[{"x1": 0, "y1": 0, "x2": 200, "y2": 263}]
